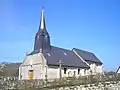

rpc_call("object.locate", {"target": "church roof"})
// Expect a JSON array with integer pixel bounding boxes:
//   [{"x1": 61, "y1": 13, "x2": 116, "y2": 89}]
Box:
[
  {"x1": 72, "y1": 48, "x2": 102, "y2": 64},
  {"x1": 28, "y1": 46, "x2": 90, "y2": 68},
  {"x1": 43, "y1": 46, "x2": 89, "y2": 68}
]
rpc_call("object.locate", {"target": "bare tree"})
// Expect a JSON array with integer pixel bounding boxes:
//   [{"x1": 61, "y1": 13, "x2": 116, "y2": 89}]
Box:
[{"x1": 0, "y1": 64, "x2": 6, "y2": 76}]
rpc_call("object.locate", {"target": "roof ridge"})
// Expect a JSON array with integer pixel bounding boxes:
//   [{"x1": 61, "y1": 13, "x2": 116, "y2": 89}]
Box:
[
  {"x1": 73, "y1": 48, "x2": 94, "y2": 54},
  {"x1": 52, "y1": 46, "x2": 72, "y2": 51}
]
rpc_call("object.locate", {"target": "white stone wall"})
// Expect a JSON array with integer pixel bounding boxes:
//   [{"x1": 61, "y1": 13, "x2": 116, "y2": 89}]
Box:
[
  {"x1": 19, "y1": 64, "x2": 88, "y2": 80},
  {"x1": 22, "y1": 53, "x2": 46, "y2": 66},
  {"x1": 19, "y1": 53, "x2": 47, "y2": 80},
  {"x1": 96, "y1": 64, "x2": 103, "y2": 73},
  {"x1": 19, "y1": 66, "x2": 28, "y2": 80},
  {"x1": 46, "y1": 67, "x2": 88, "y2": 79},
  {"x1": 89, "y1": 63, "x2": 103, "y2": 75},
  {"x1": 47, "y1": 67, "x2": 59, "y2": 79}
]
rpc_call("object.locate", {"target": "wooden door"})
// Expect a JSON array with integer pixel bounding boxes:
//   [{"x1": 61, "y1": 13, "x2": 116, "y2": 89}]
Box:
[{"x1": 29, "y1": 70, "x2": 33, "y2": 80}]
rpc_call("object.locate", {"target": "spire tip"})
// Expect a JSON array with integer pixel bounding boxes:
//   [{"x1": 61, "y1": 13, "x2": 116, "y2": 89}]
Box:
[{"x1": 39, "y1": 6, "x2": 46, "y2": 30}]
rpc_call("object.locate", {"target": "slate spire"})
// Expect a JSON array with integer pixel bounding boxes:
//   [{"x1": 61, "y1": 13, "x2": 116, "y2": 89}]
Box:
[
  {"x1": 34, "y1": 8, "x2": 51, "y2": 51},
  {"x1": 39, "y1": 7, "x2": 46, "y2": 31}
]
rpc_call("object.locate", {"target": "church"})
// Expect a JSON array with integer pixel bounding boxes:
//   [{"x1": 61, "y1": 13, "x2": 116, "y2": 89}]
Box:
[{"x1": 19, "y1": 8, "x2": 103, "y2": 80}]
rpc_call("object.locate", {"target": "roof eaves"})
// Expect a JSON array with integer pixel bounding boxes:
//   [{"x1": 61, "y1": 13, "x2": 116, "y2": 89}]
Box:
[
  {"x1": 27, "y1": 50, "x2": 39, "y2": 56},
  {"x1": 48, "y1": 64, "x2": 90, "y2": 69}
]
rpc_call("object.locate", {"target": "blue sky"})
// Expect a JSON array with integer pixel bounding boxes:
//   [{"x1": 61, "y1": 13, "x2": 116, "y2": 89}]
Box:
[{"x1": 0, "y1": 0, "x2": 120, "y2": 71}]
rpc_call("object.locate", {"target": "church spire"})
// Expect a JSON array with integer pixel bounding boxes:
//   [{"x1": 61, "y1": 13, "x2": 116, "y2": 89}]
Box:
[
  {"x1": 39, "y1": 7, "x2": 46, "y2": 31},
  {"x1": 34, "y1": 8, "x2": 51, "y2": 51}
]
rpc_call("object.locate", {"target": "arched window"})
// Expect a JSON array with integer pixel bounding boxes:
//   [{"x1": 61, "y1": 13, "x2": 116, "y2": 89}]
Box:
[
  {"x1": 64, "y1": 68, "x2": 67, "y2": 74},
  {"x1": 78, "y1": 69, "x2": 80, "y2": 74}
]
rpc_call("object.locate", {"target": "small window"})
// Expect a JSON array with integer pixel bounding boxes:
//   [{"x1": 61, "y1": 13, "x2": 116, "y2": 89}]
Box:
[
  {"x1": 45, "y1": 35, "x2": 48, "y2": 38},
  {"x1": 64, "y1": 52, "x2": 67, "y2": 55},
  {"x1": 84, "y1": 69, "x2": 86, "y2": 74},
  {"x1": 73, "y1": 71, "x2": 76, "y2": 76},
  {"x1": 78, "y1": 69, "x2": 80, "y2": 74},
  {"x1": 64, "y1": 68, "x2": 67, "y2": 74},
  {"x1": 47, "y1": 53, "x2": 51, "y2": 56},
  {"x1": 37, "y1": 35, "x2": 39, "y2": 39},
  {"x1": 20, "y1": 75, "x2": 22, "y2": 79}
]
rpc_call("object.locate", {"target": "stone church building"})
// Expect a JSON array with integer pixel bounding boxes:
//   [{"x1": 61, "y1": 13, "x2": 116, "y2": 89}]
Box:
[{"x1": 19, "y1": 9, "x2": 103, "y2": 80}]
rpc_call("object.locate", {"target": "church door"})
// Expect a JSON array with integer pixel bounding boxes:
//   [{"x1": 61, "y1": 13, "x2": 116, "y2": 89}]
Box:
[{"x1": 29, "y1": 70, "x2": 33, "y2": 80}]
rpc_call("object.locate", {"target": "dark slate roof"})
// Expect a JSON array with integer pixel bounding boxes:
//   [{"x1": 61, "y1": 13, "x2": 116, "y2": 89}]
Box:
[
  {"x1": 28, "y1": 46, "x2": 89, "y2": 68},
  {"x1": 73, "y1": 48, "x2": 102, "y2": 64}
]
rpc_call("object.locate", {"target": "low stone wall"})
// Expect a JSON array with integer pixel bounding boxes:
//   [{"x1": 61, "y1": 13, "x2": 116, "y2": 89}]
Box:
[
  {"x1": 1, "y1": 75, "x2": 120, "y2": 90},
  {"x1": 46, "y1": 81, "x2": 120, "y2": 90},
  {"x1": 0, "y1": 80, "x2": 120, "y2": 90}
]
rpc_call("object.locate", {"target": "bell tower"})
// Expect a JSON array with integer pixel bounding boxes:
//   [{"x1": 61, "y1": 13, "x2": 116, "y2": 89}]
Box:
[{"x1": 34, "y1": 8, "x2": 51, "y2": 52}]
